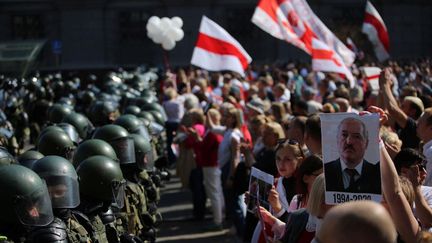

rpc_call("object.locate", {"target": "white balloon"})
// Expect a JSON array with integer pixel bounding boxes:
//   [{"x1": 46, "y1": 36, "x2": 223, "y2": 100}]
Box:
[
  {"x1": 162, "y1": 38, "x2": 176, "y2": 51},
  {"x1": 148, "y1": 16, "x2": 160, "y2": 25},
  {"x1": 146, "y1": 21, "x2": 160, "y2": 35},
  {"x1": 173, "y1": 28, "x2": 184, "y2": 41},
  {"x1": 160, "y1": 17, "x2": 171, "y2": 29},
  {"x1": 152, "y1": 32, "x2": 164, "y2": 44},
  {"x1": 166, "y1": 27, "x2": 178, "y2": 41},
  {"x1": 171, "y1": 16, "x2": 183, "y2": 28}
]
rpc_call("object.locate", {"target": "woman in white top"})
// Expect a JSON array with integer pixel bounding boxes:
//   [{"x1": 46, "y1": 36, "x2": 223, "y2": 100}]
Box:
[
  {"x1": 162, "y1": 87, "x2": 184, "y2": 165},
  {"x1": 215, "y1": 103, "x2": 245, "y2": 237}
]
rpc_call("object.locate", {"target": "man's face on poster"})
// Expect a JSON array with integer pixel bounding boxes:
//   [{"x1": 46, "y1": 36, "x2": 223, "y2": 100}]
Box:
[{"x1": 337, "y1": 118, "x2": 368, "y2": 167}]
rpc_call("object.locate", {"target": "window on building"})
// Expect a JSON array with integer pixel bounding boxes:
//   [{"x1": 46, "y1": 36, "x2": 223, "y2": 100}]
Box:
[{"x1": 11, "y1": 15, "x2": 44, "y2": 40}]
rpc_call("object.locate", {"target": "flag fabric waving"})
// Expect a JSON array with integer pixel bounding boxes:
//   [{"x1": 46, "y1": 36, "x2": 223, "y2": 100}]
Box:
[
  {"x1": 191, "y1": 16, "x2": 252, "y2": 77},
  {"x1": 361, "y1": 66, "x2": 381, "y2": 91},
  {"x1": 252, "y1": 0, "x2": 355, "y2": 66},
  {"x1": 251, "y1": 0, "x2": 355, "y2": 87},
  {"x1": 346, "y1": 37, "x2": 358, "y2": 55},
  {"x1": 362, "y1": 1, "x2": 390, "y2": 62}
]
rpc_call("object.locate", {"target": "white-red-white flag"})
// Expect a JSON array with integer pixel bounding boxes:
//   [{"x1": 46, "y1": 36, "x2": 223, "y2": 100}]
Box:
[
  {"x1": 191, "y1": 16, "x2": 252, "y2": 77},
  {"x1": 361, "y1": 66, "x2": 381, "y2": 91},
  {"x1": 252, "y1": 0, "x2": 355, "y2": 87},
  {"x1": 312, "y1": 38, "x2": 355, "y2": 88},
  {"x1": 362, "y1": 1, "x2": 390, "y2": 62},
  {"x1": 252, "y1": 0, "x2": 355, "y2": 66},
  {"x1": 346, "y1": 37, "x2": 358, "y2": 54}
]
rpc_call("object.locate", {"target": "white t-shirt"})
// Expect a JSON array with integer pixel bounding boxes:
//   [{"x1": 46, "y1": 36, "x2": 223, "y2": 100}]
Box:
[
  {"x1": 423, "y1": 140, "x2": 432, "y2": 186},
  {"x1": 162, "y1": 98, "x2": 184, "y2": 123},
  {"x1": 217, "y1": 128, "x2": 242, "y2": 168}
]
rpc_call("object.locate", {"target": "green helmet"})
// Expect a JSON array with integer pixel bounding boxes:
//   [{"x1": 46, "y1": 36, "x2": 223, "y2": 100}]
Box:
[
  {"x1": 80, "y1": 90, "x2": 96, "y2": 106},
  {"x1": 148, "y1": 110, "x2": 166, "y2": 125},
  {"x1": 37, "y1": 130, "x2": 75, "y2": 160},
  {"x1": 57, "y1": 123, "x2": 80, "y2": 145},
  {"x1": 88, "y1": 101, "x2": 118, "y2": 126},
  {"x1": 76, "y1": 155, "x2": 125, "y2": 208},
  {"x1": 140, "y1": 90, "x2": 157, "y2": 103},
  {"x1": 72, "y1": 139, "x2": 118, "y2": 166},
  {"x1": 37, "y1": 125, "x2": 65, "y2": 144},
  {"x1": 124, "y1": 105, "x2": 141, "y2": 116},
  {"x1": 62, "y1": 112, "x2": 90, "y2": 139},
  {"x1": 114, "y1": 114, "x2": 150, "y2": 141},
  {"x1": 32, "y1": 156, "x2": 80, "y2": 209},
  {"x1": 141, "y1": 103, "x2": 167, "y2": 120},
  {"x1": 0, "y1": 165, "x2": 53, "y2": 226},
  {"x1": 17, "y1": 150, "x2": 44, "y2": 168},
  {"x1": 130, "y1": 134, "x2": 154, "y2": 170},
  {"x1": 0, "y1": 146, "x2": 16, "y2": 166},
  {"x1": 92, "y1": 124, "x2": 135, "y2": 165},
  {"x1": 137, "y1": 111, "x2": 155, "y2": 123},
  {"x1": 48, "y1": 104, "x2": 73, "y2": 123}
]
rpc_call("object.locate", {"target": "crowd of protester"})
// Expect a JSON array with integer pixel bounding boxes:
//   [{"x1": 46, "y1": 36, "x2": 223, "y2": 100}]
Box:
[
  {"x1": 161, "y1": 58, "x2": 432, "y2": 243},
  {"x1": 0, "y1": 58, "x2": 431, "y2": 242}
]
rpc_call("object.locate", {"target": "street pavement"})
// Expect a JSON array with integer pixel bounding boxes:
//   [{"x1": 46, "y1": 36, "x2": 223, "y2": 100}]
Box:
[{"x1": 156, "y1": 171, "x2": 239, "y2": 243}]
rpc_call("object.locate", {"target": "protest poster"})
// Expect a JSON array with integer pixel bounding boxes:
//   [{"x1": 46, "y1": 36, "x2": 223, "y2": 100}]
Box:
[
  {"x1": 247, "y1": 167, "x2": 274, "y2": 213},
  {"x1": 320, "y1": 113, "x2": 382, "y2": 205}
]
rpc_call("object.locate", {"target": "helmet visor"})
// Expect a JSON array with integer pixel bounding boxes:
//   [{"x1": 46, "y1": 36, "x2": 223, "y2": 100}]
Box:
[
  {"x1": 58, "y1": 124, "x2": 80, "y2": 145},
  {"x1": 134, "y1": 125, "x2": 151, "y2": 141},
  {"x1": 63, "y1": 146, "x2": 76, "y2": 161},
  {"x1": 136, "y1": 150, "x2": 155, "y2": 171},
  {"x1": 109, "y1": 137, "x2": 135, "y2": 165},
  {"x1": 148, "y1": 122, "x2": 164, "y2": 136},
  {"x1": 15, "y1": 182, "x2": 54, "y2": 226},
  {"x1": 19, "y1": 159, "x2": 38, "y2": 169},
  {"x1": 111, "y1": 179, "x2": 126, "y2": 209},
  {"x1": 45, "y1": 175, "x2": 80, "y2": 208}
]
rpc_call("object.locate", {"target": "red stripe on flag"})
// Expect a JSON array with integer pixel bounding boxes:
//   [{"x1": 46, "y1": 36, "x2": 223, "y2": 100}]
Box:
[
  {"x1": 366, "y1": 74, "x2": 380, "y2": 80},
  {"x1": 313, "y1": 48, "x2": 342, "y2": 67},
  {"x1": 364, "y1": 12, "x2": 389, "y2": 52},
  {"x1": 258, "y1": 0, "x2": 280, "y2": 23},
  {"x1": 196, "y1": 33, "x2": 249, "y2": 69}
]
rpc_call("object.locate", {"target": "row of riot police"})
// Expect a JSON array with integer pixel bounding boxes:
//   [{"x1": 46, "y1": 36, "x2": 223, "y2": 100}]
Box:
[{"x1": 0, "y1": 68, "x2": 170, "y2": 243}]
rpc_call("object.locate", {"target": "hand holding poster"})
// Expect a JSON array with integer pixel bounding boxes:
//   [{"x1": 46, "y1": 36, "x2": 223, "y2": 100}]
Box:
[
  {"x1": 320, "y1": 113, "x2": 382, "y2": 205},
  {"x1": 248, "y1": 167, "x2": 274, "y2": 213}
]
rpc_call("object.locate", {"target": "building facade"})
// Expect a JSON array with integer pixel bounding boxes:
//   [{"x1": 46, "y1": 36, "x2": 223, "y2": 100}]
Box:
[{"x1": 0, "y1": 0, "x2": 431, "y2": 71}]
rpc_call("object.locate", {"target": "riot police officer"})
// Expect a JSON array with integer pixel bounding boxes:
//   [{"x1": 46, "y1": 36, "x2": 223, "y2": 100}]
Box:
[
  {"x1": 0, "y1": 164, "x2": 67, "y2": 243},
  {"x1": 73, "y1": 139, "x2": 118, "y2": 167},
  {"x1": 32, "y1": 155, "x2": 92, "y2": 243},
  {"x1": 76, "y1": 155, "x2": 126, "y2": 243},
  {"x1": 37, "y1": 129, "x2": 75, "y2": 161}
]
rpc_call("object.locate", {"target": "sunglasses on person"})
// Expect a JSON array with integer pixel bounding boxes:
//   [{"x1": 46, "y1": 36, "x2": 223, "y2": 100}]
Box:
[
  {"x1": 277, "y1": 138, "x2": 299, "y2": 145},
  {"x1": 417, "y1": 161, "x2": 427, "y2": 171},
  {"x1": 409, "y1": 160, "x2": 427, "y2": 171},
  {"x1": 275, "y1": 138, "x2": 303, "y2": 155}
]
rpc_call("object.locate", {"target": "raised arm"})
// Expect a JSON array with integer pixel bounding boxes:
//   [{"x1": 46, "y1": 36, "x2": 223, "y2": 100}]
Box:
[
  {"x1": 380, "y1": 139, "x2": 420, "y2": 243},
  {"x1": 379, "y1": 68, "x2": 409, "y2": 128},
  {"x1": 365, "y1": 106, "x2": 419, "y2": 243},
  {"x1": 406, "y1": 166, "x2": 432, "y2": 228}
]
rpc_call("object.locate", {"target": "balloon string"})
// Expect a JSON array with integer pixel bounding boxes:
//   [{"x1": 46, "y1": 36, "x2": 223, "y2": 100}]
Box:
[{"x1": 163, "y1": 49, "x2": 171, "y2": 72}]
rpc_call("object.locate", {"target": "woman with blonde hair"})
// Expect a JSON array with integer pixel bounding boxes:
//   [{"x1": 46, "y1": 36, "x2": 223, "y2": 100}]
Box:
[
  {"x1": 163, "y1": 87, "x2": 184, "y2": 166},
  {"x1": 186, "y1": 108, "x2": 225, "y2": 229},
  {"x1": 210, "y1": 104, "x2": 245, "y2": 236},
  {"x1": 243, "y1": 121, "x2": 286, "y2": 241},
  {"x1": 258, "y1": 174, "x2": 332, "y2": 243}
]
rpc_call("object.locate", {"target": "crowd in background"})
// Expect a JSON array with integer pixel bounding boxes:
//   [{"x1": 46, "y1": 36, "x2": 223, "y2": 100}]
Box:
[
  {"x1": 159, "y1": 58, "x2": 432, "y2": 243},
  {"x1": 0, "y1": 58, "x2": 431, "y2": 242}
]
